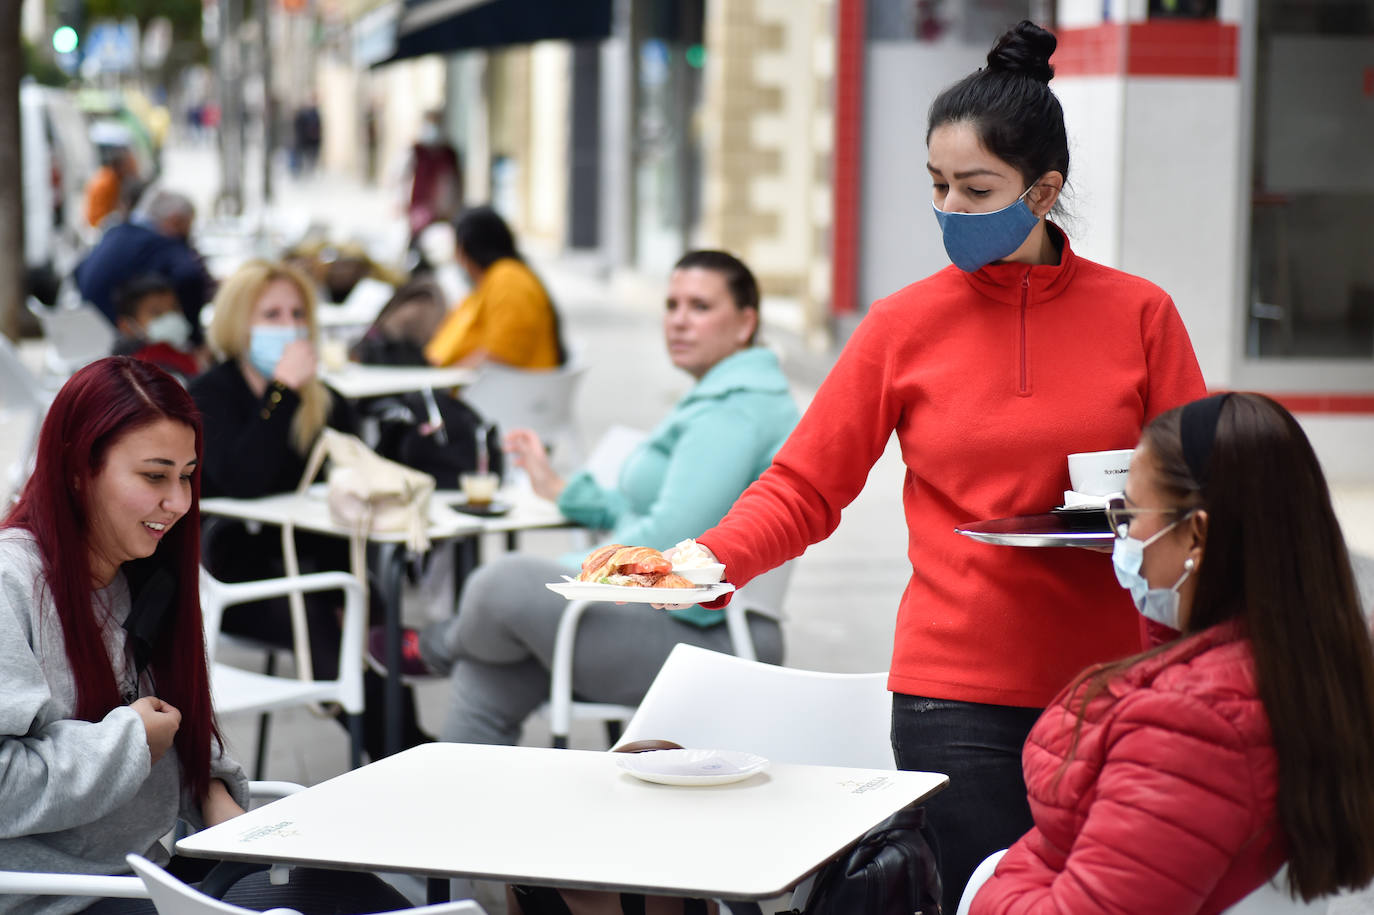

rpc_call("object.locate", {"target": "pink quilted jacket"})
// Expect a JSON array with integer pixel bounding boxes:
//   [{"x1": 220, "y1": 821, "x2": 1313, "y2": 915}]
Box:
[{"x1": 972, "y1": 621, "x2": 1286, "y2": 914}]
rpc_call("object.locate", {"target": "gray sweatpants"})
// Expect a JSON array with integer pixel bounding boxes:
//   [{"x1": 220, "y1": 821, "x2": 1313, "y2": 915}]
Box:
[{"x1": 420, "y1": 553, "x2": 784, "y2": 746}]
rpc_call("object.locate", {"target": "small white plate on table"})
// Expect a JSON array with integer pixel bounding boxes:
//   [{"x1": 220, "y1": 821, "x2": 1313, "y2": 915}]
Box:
[
  {"x1": 615, "y1": 749, "x2": 769, "y2": 786},
  {"x1": 545, "y1": 580, "x2": 734, "y2": 604}
]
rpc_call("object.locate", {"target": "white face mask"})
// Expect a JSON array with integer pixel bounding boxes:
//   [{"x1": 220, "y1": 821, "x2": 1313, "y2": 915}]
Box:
[
  {"x1": 1111, "y1": 516, "x2": 1194, "y2": 632},
  {"x1": 144, "y1": 311, "x2": 191, "y2": 347}
]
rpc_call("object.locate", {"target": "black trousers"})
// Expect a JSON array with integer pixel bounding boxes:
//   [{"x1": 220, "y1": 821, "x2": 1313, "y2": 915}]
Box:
[{"x1": 890, "y1": 693, "x2": 1042, "y2": 914}]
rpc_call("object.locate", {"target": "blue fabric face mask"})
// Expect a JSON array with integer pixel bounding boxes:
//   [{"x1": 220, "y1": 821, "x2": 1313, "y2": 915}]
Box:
[
  {"x1": 1111, "y1": 518, "x2": 1193, "y2": 632},
  {"x1": 931, "y1": 184, "x2": 1041, "y2": 272},
  {"x1": 248, "y1": 325, "x2": 303, "y2": 380}
]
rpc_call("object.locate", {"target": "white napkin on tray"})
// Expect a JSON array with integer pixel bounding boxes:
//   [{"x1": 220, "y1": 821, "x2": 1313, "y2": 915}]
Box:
[{"x1": 1061, "y1": 490, "x2": 1120, "y2": 509}]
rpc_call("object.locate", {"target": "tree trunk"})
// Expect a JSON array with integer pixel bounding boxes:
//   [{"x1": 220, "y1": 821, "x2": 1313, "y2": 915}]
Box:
[{"x1": 0, "y1": 4, "x2": 24, "y2": 342}]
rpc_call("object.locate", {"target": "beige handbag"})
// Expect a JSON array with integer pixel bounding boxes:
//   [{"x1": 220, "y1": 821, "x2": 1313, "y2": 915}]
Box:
[{"x1": 281, "y1": 428, "x2": 436, "y2": 680}]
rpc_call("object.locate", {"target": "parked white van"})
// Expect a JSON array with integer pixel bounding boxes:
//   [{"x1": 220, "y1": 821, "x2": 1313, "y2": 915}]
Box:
[{"x1": 20, "y1": 80, "x2": 97, "y2": 300}]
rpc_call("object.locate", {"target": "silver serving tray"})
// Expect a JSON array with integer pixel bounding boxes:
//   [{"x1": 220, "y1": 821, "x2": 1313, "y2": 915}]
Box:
[{"x1": 955, "y1": 513, "x2": 1114, "y2": 548}]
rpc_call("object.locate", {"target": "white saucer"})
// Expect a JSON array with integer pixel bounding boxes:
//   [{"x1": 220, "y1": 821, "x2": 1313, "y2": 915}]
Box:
[{"x1": 615, "y1": 749, "x2": 769, "y2": 786}]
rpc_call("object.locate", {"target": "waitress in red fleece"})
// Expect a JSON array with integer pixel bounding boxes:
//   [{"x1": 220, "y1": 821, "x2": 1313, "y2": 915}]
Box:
[
  {"x1": 969, "y1": 394, "x2": 1374, "y2": 913},
  {"x1": 684, "y1": 21, "x2": 1206, "y2": 911}
]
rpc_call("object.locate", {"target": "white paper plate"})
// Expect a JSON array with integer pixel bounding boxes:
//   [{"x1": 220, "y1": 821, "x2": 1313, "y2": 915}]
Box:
[
  {"x1": 615, "y1": 749, "x2": 769, "y2": 786},
  {"x1": 545, "y1": 580, "x2": 734, "y2": 604}
]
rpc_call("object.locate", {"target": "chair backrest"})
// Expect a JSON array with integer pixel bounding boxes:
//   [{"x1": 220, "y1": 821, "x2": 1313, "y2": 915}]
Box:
[
  {"x1": 614, "y1": 644, "x2": 895, "y2": 769},
  {"x1": 956, "y1": 849, "x2": 1007, "y2": 915},
  {"x1": 461, "y1": 361, "x2": 589, "y2": 463},
  {"x1": 731, "y1": 560, "x2": 795, "y2": 621},
  {"x1": 30, "y1": 301, "x2": 117, "y2": 376},
  {"x1": 197, "y1": 566, "x2": 367, "y2": 714},
  {"x1": 1223, "y1": 867, "x2": 1328, "y2": 914},
  {"x1": 126, "y1": 854, "x2": 255, "y2": 915},
  {"x1": 0, "y1": 333, "x2": 53, "y2": 414},
  {"x1": 583, "y1": 424, "x2": 648, "y2": 489},
  {"x1": 0, "y1": 335, "x2": 55, "y2": 503},
  {"x1": 957, "y1": 856, "x2": 1335, "y2": 914}
]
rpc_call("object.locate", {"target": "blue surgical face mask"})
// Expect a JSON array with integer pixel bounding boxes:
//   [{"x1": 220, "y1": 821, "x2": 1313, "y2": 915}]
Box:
[
  {"x1": 1111, "y1": 516, "x2": 1194, "y2": 632},
  {"x1": 248, "y1": 325, "x2": 304, "y2": 379},
  {"x1": 931, "y1": 183, "x2": 1041, "y2": 272},
  {"x1": 144, "y1": 311, "x2": 191, "y2": 347}
]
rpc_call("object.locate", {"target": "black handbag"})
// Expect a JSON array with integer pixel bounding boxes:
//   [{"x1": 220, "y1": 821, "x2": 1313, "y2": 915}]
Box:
[
  {"x1": 788, "y1": 805, "x2": 942, "y2": 915},
  {"x1": 370, "y1": 390, "x2": 504, "y2": 490}
]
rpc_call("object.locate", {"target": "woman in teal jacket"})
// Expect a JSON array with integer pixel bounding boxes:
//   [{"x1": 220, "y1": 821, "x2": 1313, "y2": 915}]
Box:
[{"x1": 390, "y1": 250, "x2": 799, "y2": 745}]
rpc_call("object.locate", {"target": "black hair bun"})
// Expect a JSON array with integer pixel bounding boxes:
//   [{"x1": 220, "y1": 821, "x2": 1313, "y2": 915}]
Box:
[{"x1": 987, "y1": 20, "x2": 1057, "y2": 84}]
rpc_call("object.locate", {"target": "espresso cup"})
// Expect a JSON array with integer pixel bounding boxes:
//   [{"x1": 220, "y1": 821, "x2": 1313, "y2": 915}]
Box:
[
  {"x1": 460, "y1": 472, "x2": 500, "y2": 506},
  {"x1": 1067, "y1": 449, "x2": 1134, "y2": 496}
]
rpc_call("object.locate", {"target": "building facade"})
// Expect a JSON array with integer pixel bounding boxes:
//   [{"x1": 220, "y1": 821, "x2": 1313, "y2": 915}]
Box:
[{"x1": 326, "y1": 0, "x2": 1373, "y2": 479}]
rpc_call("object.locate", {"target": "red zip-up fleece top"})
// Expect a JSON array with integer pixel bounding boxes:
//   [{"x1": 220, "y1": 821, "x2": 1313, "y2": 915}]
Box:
[
  {"x1": 698, "y1": 227, "x2": 1206, "y2": 707},
  {"x1": 972, "y1": 622, "x2": 1283, "y2": 914}
]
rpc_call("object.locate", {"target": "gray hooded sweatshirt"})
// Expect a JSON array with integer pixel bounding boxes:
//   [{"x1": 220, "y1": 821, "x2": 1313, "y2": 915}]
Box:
[{"x1": 0, "y1": 529, "x2": 248, "y2": 914}]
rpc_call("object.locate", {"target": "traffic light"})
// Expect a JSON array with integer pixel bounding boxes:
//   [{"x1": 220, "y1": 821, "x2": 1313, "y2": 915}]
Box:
[
  {"x1": 53, "y1": 0, "x2": 85, "y2": 59},
  {"x1": 52, "y1": 26, "x2": 78, "y2": 54}
]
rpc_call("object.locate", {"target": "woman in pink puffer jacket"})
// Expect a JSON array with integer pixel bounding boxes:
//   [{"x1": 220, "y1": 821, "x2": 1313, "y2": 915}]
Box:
[{"x1": 972, "y1": 393, "x2": 1374, "y2": 914}]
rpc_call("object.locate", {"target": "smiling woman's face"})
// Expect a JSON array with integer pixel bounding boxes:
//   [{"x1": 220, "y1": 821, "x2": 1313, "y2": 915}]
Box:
[{"x1": 86, "y1": 418, "x2": 198, "y2": 587}]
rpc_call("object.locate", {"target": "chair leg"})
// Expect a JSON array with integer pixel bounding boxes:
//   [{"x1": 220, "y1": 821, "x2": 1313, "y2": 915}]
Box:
[
  {"x1": 344, "y1": 712, "x2": 365, "y2": 768},
  {"x1": 604, "y1": 720, "x2": 622, "y2": 747},
  {"x1": 552, "y1": 734, "x2": 568, "y2": 749},
  {"x1": 253, "y1": 653, "x2": 277, "y2": 780}
]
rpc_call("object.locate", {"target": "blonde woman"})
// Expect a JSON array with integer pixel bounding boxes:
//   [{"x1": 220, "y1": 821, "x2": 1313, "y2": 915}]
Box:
[{"x1": 189, "y1": 259, "x2": 430, "y2": 760}]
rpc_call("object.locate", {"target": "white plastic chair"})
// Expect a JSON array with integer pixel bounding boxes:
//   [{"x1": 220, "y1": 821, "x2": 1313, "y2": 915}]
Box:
[
  {"x1": 0, "y1": 782, "x2": 304, "y2": 900},
  {"x1": 1224, "y1": 868, "x2": 1329, "y2": 914},
  {"x1": 200, "y1": 568, "x2": 367, "y2": 774},
  {"x1": 610, "y1": 643, "x2": 894, "y2": 912},
  {"x1": 461, "y1": 361, "x2": 589, "y2": 467},
  {"x1": 126, "y1": 854, "x2": 491, "y2": 915},
  {"x1": 613, "y1": 642, "x2": 894, "y2": 769},
  {"x1": 26, "y1": 297, "x2": 117, "y2": 379},
  {"x1": 0, "y1": 334, "x2": 55, "y2": 504},
  {"x1": 956, "y1": 854, "x2": 1334, "y2": 914},
  {"x1": 955, "y1": 849, "x2": 1007, "y2": 915},
  {"x1": 545, "y1": 560, "x2": 798, "y2": 749}
]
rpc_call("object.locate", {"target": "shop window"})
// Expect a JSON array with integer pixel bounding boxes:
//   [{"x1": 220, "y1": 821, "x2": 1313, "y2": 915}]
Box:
[{"x1": 1248, "y1": 0, "x2": 1374, "y2": 359}]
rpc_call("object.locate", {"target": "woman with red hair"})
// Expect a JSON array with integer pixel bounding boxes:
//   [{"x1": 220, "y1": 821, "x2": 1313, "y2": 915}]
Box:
[{"x1": 0, "y1": 357, "x2": 407, "y2": 914}]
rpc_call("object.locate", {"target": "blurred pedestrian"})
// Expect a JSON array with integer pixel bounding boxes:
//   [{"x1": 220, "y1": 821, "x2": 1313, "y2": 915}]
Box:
[
  {"x1": 75, "y1": 190, "x2": 217, "y2": 346},
  {"x1": 292, "y1": 97, "x2": 322, "y2": 178},
  {"x1": 403, "y1": 110, "x2": 462, "y2": 242},
  {"x1": 85, "y1": 137, "x2": 140, "y2": 229}
]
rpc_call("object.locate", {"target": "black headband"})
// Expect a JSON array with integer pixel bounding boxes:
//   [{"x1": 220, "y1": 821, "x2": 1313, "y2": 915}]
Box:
[{"x1": 1179, "y1": 393, "x2": 1232, "y2": 489}]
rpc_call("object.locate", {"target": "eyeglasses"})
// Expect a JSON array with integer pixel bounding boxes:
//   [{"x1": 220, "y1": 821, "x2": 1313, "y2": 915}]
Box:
[{"x1": 1103, "y1": 497, "x2": 1189, "y2": 540}]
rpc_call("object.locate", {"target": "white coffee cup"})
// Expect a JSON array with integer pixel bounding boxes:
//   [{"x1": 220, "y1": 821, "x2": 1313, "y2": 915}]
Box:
[
  {"x1": 460, "y1": 472, "x2": 500, "y2": 506},
  {"x1": 1067, "y1": 449, "x2": 1134, "y2": 496}
]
